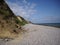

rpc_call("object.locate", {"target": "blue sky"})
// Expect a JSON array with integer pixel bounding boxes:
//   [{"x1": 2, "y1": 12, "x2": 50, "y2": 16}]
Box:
[{"x1": 6, "y1": 0, "x2": 60, "y2": 23}]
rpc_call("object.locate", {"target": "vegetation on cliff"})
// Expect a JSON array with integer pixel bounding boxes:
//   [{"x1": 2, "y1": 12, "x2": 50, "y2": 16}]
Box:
[{"x1": 0, "y1": 0, "x2": 27, "y2": 39}]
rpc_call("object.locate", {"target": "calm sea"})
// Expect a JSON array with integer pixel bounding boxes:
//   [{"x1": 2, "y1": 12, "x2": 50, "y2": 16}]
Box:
[{"x1": 34, "y1": 23, "x2": 60, "y2": 28}]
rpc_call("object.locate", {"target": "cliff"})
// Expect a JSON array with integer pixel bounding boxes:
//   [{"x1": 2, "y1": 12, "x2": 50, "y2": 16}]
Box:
[{"x1": 0, "y1": 0, "x2": 27, "y2": 39}]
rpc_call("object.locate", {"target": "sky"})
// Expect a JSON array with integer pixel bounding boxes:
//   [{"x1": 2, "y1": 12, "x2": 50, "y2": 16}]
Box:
[{"x1": 6, "y1": 0, "x2": 60, "y2": 23}]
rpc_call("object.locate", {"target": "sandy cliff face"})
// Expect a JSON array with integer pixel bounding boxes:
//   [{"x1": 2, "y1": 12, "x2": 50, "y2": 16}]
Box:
[{"x1": 0, "y1": 0, "x2": 27, "y2": 39}]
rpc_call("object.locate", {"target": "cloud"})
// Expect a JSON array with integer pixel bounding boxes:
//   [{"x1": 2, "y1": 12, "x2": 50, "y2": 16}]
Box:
[
  {"x1": 6, "y1": 0, "x2": 37, "y2": 20},
  {"x1": 23, "y1": 0, "x2": 27, "y2": 4}
]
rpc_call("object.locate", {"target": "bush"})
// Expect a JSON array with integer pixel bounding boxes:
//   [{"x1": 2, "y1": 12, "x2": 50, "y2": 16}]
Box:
[{"x1": 15, "y1": 19, "x2": 20, "y2": 24}]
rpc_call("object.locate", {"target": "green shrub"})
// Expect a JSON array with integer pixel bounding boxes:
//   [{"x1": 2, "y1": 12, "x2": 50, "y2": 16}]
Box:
[{"x1": 15, "y1": 19, "x2": 20, "y2": 24}]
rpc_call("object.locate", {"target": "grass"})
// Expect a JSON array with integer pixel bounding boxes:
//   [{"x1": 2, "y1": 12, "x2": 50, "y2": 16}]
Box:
[
  {"x1": 0, "y1": 9, "x2": 9, "y2": 15},
  {"x1": 14, "y1": 17, "x2": 28, "y2": 26},
  {"x1": 21, "y1": 20, "x2": 28, "y2": 25},
  {"x1": 0, "y1": 14, "x2": 27, "y2": 39},
  {"x1": 0, "y1": 0, "x2": 27, "y2": 39},
  {"x1": 0, "y1": 19, "x2": 27, "y2": 39}
]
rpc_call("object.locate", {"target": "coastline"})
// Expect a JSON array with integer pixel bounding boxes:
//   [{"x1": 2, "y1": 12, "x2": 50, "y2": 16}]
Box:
[
  {"x1": 31, "y1": 23, "x2": 60, "y2": 28},
  {"x1": 0, "y1": 24, "x2": 60, "y2": 45}
]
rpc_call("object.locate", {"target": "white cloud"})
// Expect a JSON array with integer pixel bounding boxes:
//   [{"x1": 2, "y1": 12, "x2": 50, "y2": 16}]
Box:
[
  {"x1": 23, "y1": 0, "x2": 27, "y2": 4},
  {"x1": 6, "y1": 0, "x2": 37, "y2": 20}
]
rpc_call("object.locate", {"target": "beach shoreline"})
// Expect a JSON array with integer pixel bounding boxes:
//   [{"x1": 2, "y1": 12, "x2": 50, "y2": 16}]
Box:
[{"x1": 0, "y1": 24, "x2": 60, "y2": 45}]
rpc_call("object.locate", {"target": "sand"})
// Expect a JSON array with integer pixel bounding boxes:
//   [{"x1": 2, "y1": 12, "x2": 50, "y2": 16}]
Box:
[{"x1": 0, "y1": 24, "x2": 60, "y2": 45}]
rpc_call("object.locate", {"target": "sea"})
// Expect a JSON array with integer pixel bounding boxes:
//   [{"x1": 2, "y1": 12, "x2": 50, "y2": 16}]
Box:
[{"x1": 34, "y1": 23, "x2": 60, "y2": 28}]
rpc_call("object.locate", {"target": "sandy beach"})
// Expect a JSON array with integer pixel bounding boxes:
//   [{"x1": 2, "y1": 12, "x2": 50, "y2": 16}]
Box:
[{"x1": 0, "y1": 24, "x2": 60, "y2": 45}]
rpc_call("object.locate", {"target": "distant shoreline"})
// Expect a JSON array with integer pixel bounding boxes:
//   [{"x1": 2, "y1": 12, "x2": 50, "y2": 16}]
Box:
[{"x1": 31, "y1": 23, "x2": 60, "y2": 28}]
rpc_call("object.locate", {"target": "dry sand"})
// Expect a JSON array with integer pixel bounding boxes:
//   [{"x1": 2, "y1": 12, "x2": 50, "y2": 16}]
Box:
[{"x1": 0, "y1": 24, "x2": 60, "y2": 45}]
